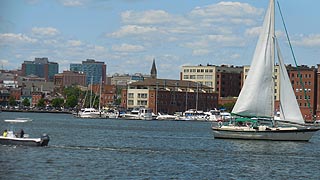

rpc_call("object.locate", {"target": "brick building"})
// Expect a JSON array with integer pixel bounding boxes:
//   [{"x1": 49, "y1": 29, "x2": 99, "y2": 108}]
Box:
[
  {"x1": 286, "y1": 65, "x2": 317, "y2": 121},
  {"x1": 54, "y1": 71, "x2": 86, "y2": 87},
  {"x1": 316, "y1": 64, "x2": 320, "y2": 120},
  {"x1": 121, "y1": 78, "x2": 218, "y2": 114}
]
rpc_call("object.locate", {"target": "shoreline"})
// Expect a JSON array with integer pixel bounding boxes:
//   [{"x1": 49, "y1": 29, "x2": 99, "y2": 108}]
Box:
[{"x1": 1, "y1": 109, "x2": 72, "y2": 114}]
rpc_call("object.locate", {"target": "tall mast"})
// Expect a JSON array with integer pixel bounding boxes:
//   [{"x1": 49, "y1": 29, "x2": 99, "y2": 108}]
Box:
[{"x1": 270, "y1": 0, "x2": 275, "y2": 119}]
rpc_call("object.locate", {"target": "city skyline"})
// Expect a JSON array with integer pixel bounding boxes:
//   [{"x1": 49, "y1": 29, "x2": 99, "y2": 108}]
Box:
[{"x1": 1, "y1": 0, "x2": 320, "y2": 79}]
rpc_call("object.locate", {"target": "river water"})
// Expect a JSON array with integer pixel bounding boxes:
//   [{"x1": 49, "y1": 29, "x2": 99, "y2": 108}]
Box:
[{"x1": 0, "y1": 112, "x2": 319, "y2": 180}]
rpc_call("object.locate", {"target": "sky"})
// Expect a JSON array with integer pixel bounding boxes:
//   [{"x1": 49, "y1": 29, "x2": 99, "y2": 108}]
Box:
[{"x1": 0, "y1": 0, "x2": 319, "y2": 79}]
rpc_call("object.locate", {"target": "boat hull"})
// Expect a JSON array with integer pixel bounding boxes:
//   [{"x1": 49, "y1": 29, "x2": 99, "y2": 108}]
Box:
[
  {"x1": 0, "y1": 134, "x2": 49, "y2": 146},
  {"x1": 212, "y1": 127, "x2": 319, "y2": 141}
]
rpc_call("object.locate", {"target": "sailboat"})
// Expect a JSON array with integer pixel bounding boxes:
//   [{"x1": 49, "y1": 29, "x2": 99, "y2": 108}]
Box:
[
  {"x1": 212, "y1": 0, "x2": 319, "y2": 141},
  {"x1": 77, "y1": 77, "x2": 105, "y2": 118}
]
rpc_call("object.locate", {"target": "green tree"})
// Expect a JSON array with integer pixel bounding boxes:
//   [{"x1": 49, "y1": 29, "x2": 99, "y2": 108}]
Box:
[
  {"x1": 65, "y1": 95, "x2": 77, "y2": 108},
  {"x1": 37, "y1": 98, "x2": 45, "y2": 107},
  {"x1": 52, "y1": 98, "x2": 64, "y2": 108},
  {"x1": 22, "y1": 98, "x2": 30, "y2": 107},
  {"x1": 63, "y1": 86, "x2": 82, "y2": 108},
  {"x1": 8, "y1": 96, "x2": 17, "y2": 106}
]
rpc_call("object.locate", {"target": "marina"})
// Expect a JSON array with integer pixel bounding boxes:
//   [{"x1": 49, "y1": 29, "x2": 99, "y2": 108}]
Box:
[{"x1": 0, "y1": 112, "x2": 320, "y2": 179}]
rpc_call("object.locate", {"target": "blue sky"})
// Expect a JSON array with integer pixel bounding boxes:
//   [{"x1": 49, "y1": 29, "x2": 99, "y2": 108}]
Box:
[{"x1": 0, "y1": 0, "x2": 319, "y2": 79}]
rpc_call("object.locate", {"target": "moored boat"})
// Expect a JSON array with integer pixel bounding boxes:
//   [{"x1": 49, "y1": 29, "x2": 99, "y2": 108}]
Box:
[
  {"x1": 175, "y1": 109, "x2": 208, "y2": 121},
  {"x1": 122, "y1": 107, "x2": 153, "y2": 120},
  {"x1": 77, "y1": 108, "x2": 105, "y2": 118}
]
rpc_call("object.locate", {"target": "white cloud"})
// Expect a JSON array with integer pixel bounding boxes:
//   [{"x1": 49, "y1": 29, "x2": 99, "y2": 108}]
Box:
[
  {"x1": 0, "y1": 59, "x2": 9, "y2": 65},
  {"x1": 59, "y1": 0, "x2": 84, "y2": 7},
  {"x1": 193, "y1": 49, "x2": 210, "y2": 56},
  {"x1": 245, "y1": 26, "x2": 262, "y2": 37},
  {"x1": 32, "y1": 27, "x2": 60, "y2": 36},
  {"x1": 190, "y1": 2, "x2": 263, "y2": 18},
  {"x1": 230, "y1": 53, "x2": 241, "y2": 59},
  {"x1": 294, "y1": 34, "x2": 320, "y2": 47},
  {"x1": 108, "y1": 25, "x2": 158, "y2": 38},
  {"x1": 112, "y1": 43, "x2": 145, "y2": 52},
  {"x1": 67, "y1": 40, "x2": 83, "y2": 47},
  {"x1": 0, "y1": 33, "x2": 37, "y2": 44},
  {"x1": 122, "y1": 10, "x2": 172, "y2": 24}
]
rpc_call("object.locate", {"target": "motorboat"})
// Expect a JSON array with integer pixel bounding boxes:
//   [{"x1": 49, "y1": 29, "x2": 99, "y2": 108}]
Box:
[
  {"x1": 104, "y1": 109, "x2": 120, "y2": 119},
  {"x1": 77, "y1": 108, "x2": 105, "y2": 118},
  {"x1": 123, "y1": 107, "x2": 153, "y2": 120},
  {"x1": 0, "y1": 119, "x2": 49, "y2": 146},
  {"x1": 205, "y1": 109, "x2": 231, "y2": 122},
  {"x1": 175, "y1": 109, "x2": 208, "y2": 121},
  {"x1": 156, "y1": 113, "x2": 178, "y2": 120}
]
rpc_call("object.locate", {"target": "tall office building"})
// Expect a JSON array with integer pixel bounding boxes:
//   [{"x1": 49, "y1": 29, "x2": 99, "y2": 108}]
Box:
[
  {"x1": 21, "y1": 57, "x2": 58, "y2": 82},
  {"x1": 70, "y1": 59, "x2": 106, "y2": 85}
]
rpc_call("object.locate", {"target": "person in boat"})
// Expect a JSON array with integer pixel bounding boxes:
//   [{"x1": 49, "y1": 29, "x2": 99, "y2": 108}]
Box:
[
  {"x1": 19, "y1": 129, "x2": 24, "y2": 138},
  {"x1": 3, "y1": 129, "x2": 7, "y2": 137}
]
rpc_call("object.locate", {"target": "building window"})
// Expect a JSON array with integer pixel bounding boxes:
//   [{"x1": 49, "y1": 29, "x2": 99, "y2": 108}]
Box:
[
  {"x1": 205, "y1": 82, "x2": 212, "y2": 87},
  {"x1": 190, "y1": 75, "x2": 196, "y2": 79},
  {"x1": 183, "y1": 75, "x2": 189, "y2": 79},
  {"x1": 128, "y1": 93, "x2": 134, "y2": 98},
  {"x1": 197, "y1": 75, "x2": 203, "y2": 79},
  {"x1": 137, "y1": 100, "x2": 147, "y2": 106},
  {"x1": 205, "y1": 75, "x2": 212, "y2": 80},
  {"x1": 128, "y1": 100, "x2": 133, "y2": 105},
  {"x1": 138, "y1": 93, "x2": 147, "y2": 98}
]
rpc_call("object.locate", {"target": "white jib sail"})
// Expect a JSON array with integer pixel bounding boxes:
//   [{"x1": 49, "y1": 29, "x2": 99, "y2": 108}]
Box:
[
  {"x1": 232, "y1": 0, "x2": 274, "y2": 118},
  {"x1": 276, "y1": 40, "x2": 305, "y2": 124}
]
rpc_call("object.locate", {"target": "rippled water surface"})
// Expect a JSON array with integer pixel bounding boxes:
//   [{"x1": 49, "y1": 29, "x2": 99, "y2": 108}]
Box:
[{"x1": 1, "y1": 112, "x2": 320, "y2": 179}]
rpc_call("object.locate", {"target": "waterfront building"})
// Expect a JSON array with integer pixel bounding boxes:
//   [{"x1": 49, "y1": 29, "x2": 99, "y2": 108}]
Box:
[
  {"x1": 70, "y1": 59, "x2": 106, "y2": 85},
  {"x1": 0, "y1": 89, "x2": 10, "y2": 106},
  {"x1": 286, "y1": 65, "x2": 317, "y2": 121},
  {"x1": 121, "y1": 78, "x2": 218, "y2": 114},
  {"x1": 21, "y1": 57, "x2": 58, "y2": 82},
  {"x1": 181, "y1": 64, "x2": 242, "y2": 98},
  {"x1": 54, "y1": 71, "x2": 86, "y2": 87},
  {"x1": 316, "y1": 64, "x2": 320, "y2": 119},
  {"x1": 31, "y1": 92, "x2": 43, "y2": 107},
  {"x1": 110, "y1": 73, "x2": 146, "y2": 86},
  {"x1": 90, "y1": 84, "x2": 117, "y2": 108}
]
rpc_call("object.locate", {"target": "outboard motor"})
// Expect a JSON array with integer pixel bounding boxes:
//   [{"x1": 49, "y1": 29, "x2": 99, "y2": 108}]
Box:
[{"x1": 40, "y1": 134, "x2": 50, "y2": 146}]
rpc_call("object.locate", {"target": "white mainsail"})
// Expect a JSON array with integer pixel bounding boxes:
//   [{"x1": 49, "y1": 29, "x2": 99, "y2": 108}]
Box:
[
  {"x1": 276, "y1": 40, "x2": 304, "y2": 124},
  {"x1": 232, "y1": 0, "x2": 275, "y2": 118}
]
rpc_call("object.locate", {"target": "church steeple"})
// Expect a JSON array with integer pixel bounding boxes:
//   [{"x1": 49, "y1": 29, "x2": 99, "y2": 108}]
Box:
[{"x1": 150, "y1": 58, "x2": 157, "y2": 79}]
